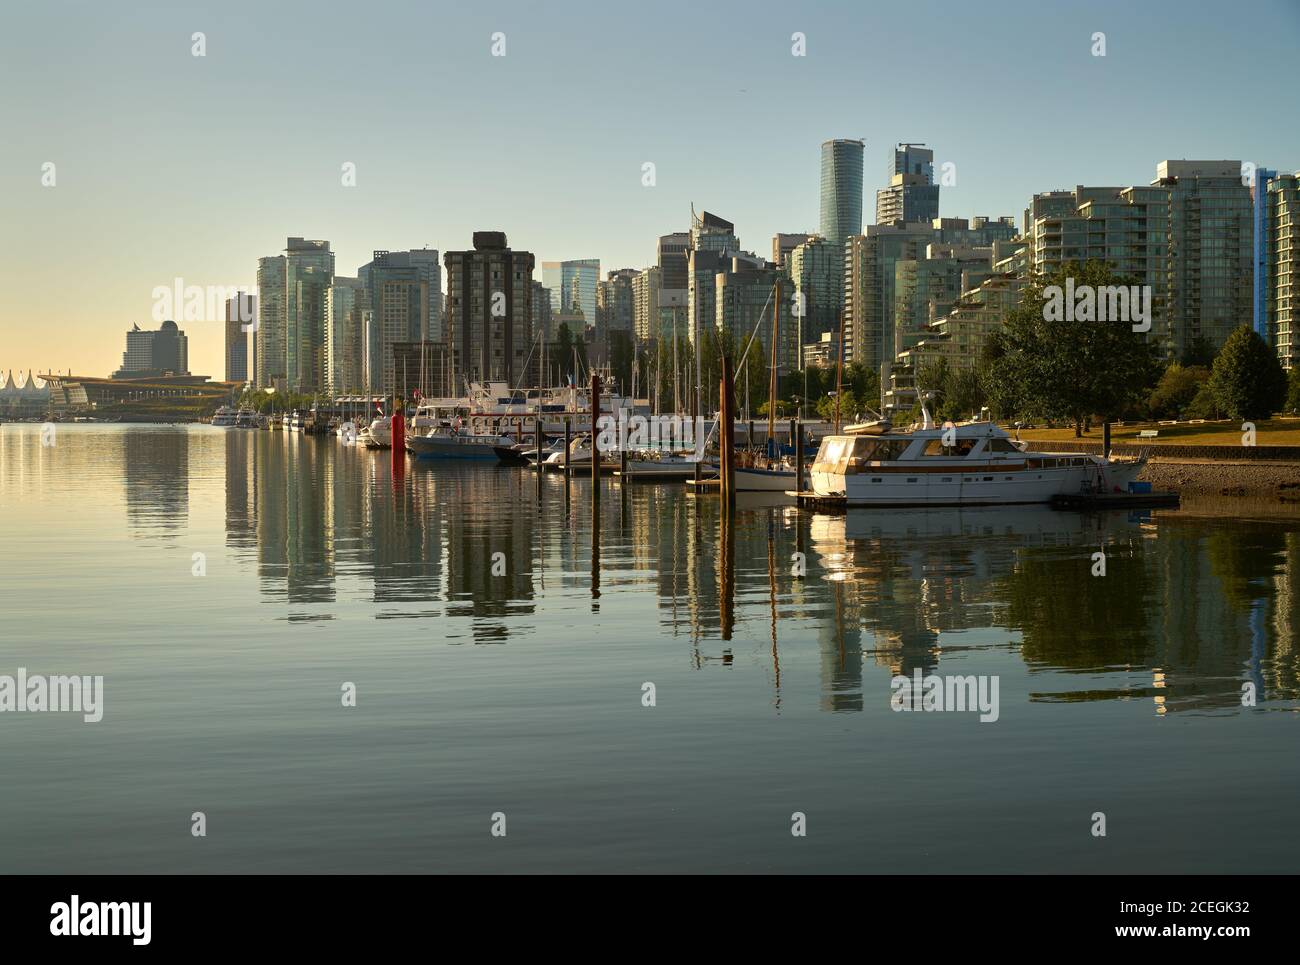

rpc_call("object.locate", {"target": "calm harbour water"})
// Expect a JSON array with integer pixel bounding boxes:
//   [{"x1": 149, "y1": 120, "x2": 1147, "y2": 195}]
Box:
[{"x1": 1, "y1": 423, "x2": 1297, "y2": 873}]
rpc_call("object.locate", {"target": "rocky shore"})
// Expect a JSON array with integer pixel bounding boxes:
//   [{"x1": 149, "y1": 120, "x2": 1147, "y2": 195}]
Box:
[{"x1": 1139, "y1": 459, "x2": 1300, "y2": 502}]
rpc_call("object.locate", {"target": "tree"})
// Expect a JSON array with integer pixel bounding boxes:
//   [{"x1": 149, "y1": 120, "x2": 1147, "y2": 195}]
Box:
[
  {"x1": 984, "y1": 262, "x2": 1162, "y2": 435},
  {"x1": 1208, "y1": 325, "x2": 1287, "y2": 420},
  {"x1": 1180, "y1": 336, "x2": 1216, "y2": 368},
  {"x1": 1147, "y1": 363, "x2": 1208, "y2": 419},
  {"x1": 1287, "y1": 367, "x2": 1300, "y2": 416}
]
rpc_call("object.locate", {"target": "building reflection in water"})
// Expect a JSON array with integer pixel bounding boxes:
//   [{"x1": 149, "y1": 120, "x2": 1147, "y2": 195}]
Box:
[{"x1": 121, "y1": 428, "x2": 189, "y2": 538}]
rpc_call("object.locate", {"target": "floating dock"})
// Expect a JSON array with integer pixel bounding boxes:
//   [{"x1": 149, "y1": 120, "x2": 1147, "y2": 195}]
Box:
[{"x1": 1050, "y1": 490, "x2": 1180, "y2": 510}]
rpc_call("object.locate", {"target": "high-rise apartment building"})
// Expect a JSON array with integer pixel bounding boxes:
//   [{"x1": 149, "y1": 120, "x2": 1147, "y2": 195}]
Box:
[
  {"x1": 324, "y1": 277, "x2": 366, "y2": 394},
  {"x1": 787, "y1": 236, "x2": 840, "y2": 349},
  {"x1": 633, "y1": 266, "x2": 660, "y2": 341},
  {"x1": 255, "y1": 254, "x2": 286, "y2": 389},
  {"x1": 284, "y1": 238, "x2": 334, "y2": 393},
  {"x1": 1253, "y1": 168, "x2": 1279, "y2": 342},
  {"x1": 1265, "y1": 172, "x2": 1300, "y2": 368},
  {"x1": 444, "y1": 232, "x2": 535, "y2": 386},
  {"x1": 876, "y1": 143, "x2": 940, "y2": 225},
  {"x1": 1156, "y1": 161, "x2": 1254, "y2": 358},
  {"x1": 1024, "y1": 162, "x2": 1252, "y2": 359},
  {"x1": 657, "y1": 232, "x2": 690, "y2": 290},
  {"x1": 359, "y1": 250, "x2": 437, "y2": 395},
  {"x1": 844, "y1": 217, "x2": 1017, "y2": 370}
]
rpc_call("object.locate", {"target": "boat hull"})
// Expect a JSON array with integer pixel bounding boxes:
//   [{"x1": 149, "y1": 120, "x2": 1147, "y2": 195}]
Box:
[
  {"x1": 406, "y1": 436, "x2": 503, "y2": 460},
  {"x1": 734, "y1": 466, "x2": 805, "y2": 492},
  {"x1": 812, "y1": 463, "x2": 1145, "y2": 506}
]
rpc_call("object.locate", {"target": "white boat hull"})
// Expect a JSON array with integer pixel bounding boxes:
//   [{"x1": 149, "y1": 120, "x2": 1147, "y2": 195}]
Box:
[
  {"x1": 813, "y1": 462, "x2": 1144, "y2": 506},
  {"x1": 734, "y1": 466, "x2": 805, "y2": 492}
]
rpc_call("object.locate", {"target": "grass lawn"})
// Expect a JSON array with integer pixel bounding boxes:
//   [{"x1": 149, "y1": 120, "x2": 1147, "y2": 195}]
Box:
[{"x1": 1015, "y1": 417, "x2": 1300, "y2": 446}]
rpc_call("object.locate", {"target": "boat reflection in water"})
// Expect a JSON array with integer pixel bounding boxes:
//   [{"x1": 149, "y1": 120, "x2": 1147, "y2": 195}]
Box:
[{"x1": 802, "y1": 504, "x2": 1299, "y2": 714}]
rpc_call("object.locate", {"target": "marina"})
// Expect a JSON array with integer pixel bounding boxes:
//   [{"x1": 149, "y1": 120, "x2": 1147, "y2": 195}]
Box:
[{"x1": 2, "y1": 421, "x2": 1297, "y2": 875}]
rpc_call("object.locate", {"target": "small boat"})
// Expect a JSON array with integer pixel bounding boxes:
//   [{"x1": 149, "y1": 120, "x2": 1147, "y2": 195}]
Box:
[
  {"x1": 286, "y1": 410, "x2": 308, "y2": 432},
  {"x1": 358, "y1": 417, "x2": 392, "y2": 450},
  {"x1": 406, "y1": 424, "x2": 515, "y2": 460},
  {"x1": 733, "y1": 462, "x2": 804, "y2": 493}
]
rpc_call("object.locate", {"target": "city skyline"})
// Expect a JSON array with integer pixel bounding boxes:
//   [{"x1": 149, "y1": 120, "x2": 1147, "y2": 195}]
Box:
[{"x1": 3, "y1": 0, "x2": 1298, "y2": 377}]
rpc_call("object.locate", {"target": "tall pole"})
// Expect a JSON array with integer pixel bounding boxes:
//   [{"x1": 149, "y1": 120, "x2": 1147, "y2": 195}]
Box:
[
  {"x1": 768, "y1": 280, "x2": 780, "y2": 460},
  {"x1": 834, "y1": 309, "x2": 846, "y2": 434},
  {"x1": 720, "y1": 354, "x2": 735, "y2": 505},
  {"x1": 591, "y1": 372, "x2": 601, "y2": 493}
]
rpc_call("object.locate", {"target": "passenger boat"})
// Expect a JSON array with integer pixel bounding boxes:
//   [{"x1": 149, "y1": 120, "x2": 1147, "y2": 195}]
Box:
[
  {"x1": 809, "y1": 409, "x2": 1147, "y2": 507},
  {"x1": 211, "y1": 406, "x2": 238, "y2": 427},
  {"x1": 235, "y1": 408, "x2": 259, "y2": 429}
]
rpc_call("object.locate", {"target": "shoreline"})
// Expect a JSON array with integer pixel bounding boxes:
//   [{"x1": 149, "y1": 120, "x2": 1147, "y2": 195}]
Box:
[{"x1": 1139, "y1": 460, "x2": 1300, "y2": 502}]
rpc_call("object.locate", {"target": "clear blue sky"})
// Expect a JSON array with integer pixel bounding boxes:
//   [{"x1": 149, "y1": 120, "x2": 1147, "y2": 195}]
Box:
[{"x1": 2, "y1": 0, "x2": 1297, "y2": 376}]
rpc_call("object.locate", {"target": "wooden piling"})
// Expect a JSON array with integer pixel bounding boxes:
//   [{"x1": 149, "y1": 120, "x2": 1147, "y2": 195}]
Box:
[
  {"x1": 720, "y1": 355, "x2": 735, "y2": 504},
  {"x1": 591, "y1": 373, "x2": 601, "y2": 494}
]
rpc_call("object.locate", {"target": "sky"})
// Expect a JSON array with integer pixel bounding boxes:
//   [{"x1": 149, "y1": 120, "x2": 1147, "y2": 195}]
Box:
[{"x1": 2, "y1": 0, "x2": 1298, "y2": 378}]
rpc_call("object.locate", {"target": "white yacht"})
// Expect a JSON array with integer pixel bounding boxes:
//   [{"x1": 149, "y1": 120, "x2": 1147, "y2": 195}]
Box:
[
  {"x1": 235, "y1": 408, "x2": 259, "y2": 429},
  {"x1": 809, "y1": 409, "x2": 1147, "y2": 507},
  {"x1": 211, "y1": 406, "x2": 238, "y2": 427}
]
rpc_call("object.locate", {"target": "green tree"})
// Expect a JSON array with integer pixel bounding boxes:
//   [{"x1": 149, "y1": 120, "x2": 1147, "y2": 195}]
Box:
[
  {"x1": 1184, "y1": 381, "x2": 1226, "y2": 420},
  {"x1": 1208, "y1": 325, "x2": 1287, "y2": 420},
  {"x1": 1286, "y1": 367, "x2": 1300, "y2": 415},
  {"x1": 984, "y1": 262, "x2": 1162, "y2": 435},
  {"x1": 1147, "y1": 363, "x2": 1208, "y2": 419},
  {"x1": 1180, "y1": 336, "x2": 1216, "y2": 368}
]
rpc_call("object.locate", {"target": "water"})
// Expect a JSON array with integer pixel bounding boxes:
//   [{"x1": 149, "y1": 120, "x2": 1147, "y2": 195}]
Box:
[{"x1": 1, "y1": 424, "x2": 1297, "y2": 873}]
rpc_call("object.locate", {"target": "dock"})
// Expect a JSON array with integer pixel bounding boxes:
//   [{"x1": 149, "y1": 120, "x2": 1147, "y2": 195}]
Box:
[
  {"x1": 1050, "y1": 490, "x2": 1180, "y2": 510},
  {"x1": 788, "y1": 490, "x2": 848, "y2": 510}
]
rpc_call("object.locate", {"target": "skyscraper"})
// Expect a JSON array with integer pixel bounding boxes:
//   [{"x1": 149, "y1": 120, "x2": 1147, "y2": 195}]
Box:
[
  {"x1": 541, "y1": 259, "x2": 600, "y2": 330},
  {"x1": 820, "y1": 138, "x2": 864, "y2": 254},
  {"x1": 1265, "y1": 172, "x2": 1300, "y2": 368},
  {"x1": 787, "y1": 236, "x2": 840, "y2": 349},
  {"x1": 324, "y1": 278, "x2": 366, "y2": 394},
  {"x1": 1156, "y1": 161, "x2": 1254, "y2": 358},
  {"x1": 444, "y1": 232, "x2": 535, "y2": 386},
  {"x1": 876, "y1": 143, "x2": 940, "y2": 225},
  {"x1": 284, "y1": 238, "x2": 334, "y2": 392},
  {"x1": 1253, "y1": 168, "x2": 1279, "y2": 342},
  {"x1": 224, "y1": 292, "x2": 254, "y2": 383},
  {"x1": 255, "y1": 255, "x2": 286, "y2": 389},
  {"x1": 359, "y1": 250, "x2": 437, "y2": 395}
]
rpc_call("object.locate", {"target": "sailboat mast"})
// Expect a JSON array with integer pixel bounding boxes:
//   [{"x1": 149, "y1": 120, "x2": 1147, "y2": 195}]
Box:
[{"x1": 768, "y1": 279, "x2": 780, "y2": 456}]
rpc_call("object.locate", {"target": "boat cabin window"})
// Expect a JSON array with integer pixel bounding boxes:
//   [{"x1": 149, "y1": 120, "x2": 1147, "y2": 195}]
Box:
[
  {"x1": 815, "y1": 436, "x2": 905, "y2": 473},
  {"x1": 922, "y1": 438, "x2": 977, "y2": 457},
  {"x1": 985, "y1": 438, "x2": 1021, "y2": 453}
]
